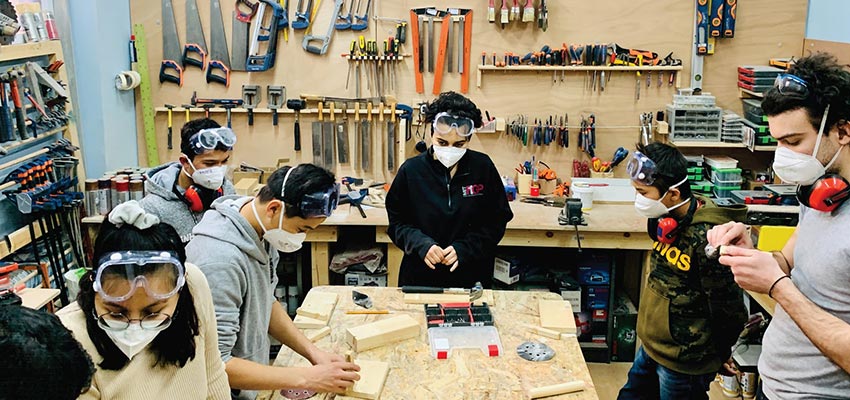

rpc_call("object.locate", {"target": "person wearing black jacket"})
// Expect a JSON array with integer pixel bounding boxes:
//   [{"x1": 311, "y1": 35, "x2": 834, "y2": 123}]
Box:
[{"x1": 386, "y1": 92, "x2": 513, "y2": 288}]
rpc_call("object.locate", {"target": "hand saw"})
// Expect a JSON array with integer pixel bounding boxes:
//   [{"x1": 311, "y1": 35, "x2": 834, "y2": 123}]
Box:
[
  {"x1": 159, "y1": 0, "x2": 183, "y2": 85},
  {"x1": 182, "y1": 0, "x2": 207, "y2": 70},
  {"x1": 207, "y1": 0, "x2": 230, "y2": 86}
]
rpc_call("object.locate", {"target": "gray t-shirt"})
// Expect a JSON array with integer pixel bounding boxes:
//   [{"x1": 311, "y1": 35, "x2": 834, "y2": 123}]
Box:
[{"x1": 760, "y1": 204, "x2": 850, "y2": 399}]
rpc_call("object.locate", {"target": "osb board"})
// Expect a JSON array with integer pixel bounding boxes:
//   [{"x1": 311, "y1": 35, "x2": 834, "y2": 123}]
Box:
[
  {"x1": 132, "y1": 0, "x2": 806, "y2": 183},
  {"x1": 802, "y1": 38, "x2": 850, "y2": 66},
  {"x1": 257, "y1": 286, "x2": 598, "y2": 400}
]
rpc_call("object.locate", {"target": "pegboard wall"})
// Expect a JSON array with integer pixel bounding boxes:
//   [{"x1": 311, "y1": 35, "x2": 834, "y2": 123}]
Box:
[{"x1": 131, "y1": 0, "x2": 808, "y2": 182}]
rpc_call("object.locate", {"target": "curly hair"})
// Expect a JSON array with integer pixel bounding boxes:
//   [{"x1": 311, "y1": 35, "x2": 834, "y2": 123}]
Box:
[
  {"x1": 423, "y1": 91, "x2": 484, "y2": 128},
  {"x1": 256, "y1": 164, "x2": 336, "y2": 218},
  {"x1": 761, "y1": 53, "x2": 850, "y2": 133}
]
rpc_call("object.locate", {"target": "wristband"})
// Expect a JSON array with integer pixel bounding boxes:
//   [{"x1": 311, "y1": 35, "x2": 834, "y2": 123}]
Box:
[{"x1": 768, "y1": 275, "x2": 791, "y2": 299}]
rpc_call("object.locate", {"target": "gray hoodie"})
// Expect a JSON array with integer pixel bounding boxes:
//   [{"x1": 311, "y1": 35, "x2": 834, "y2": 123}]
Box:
[
  {"x1": 185, "y1": 195, "x2": 279, "y2": 400},
  {"x1": 139, "y1": 162, "x2": 236, "y2": 243}
]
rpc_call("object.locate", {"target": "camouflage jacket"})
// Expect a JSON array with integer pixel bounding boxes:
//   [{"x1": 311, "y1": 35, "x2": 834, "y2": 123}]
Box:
[{"x1": 637, "y1": 197, "x2": 748, "y2": 375}]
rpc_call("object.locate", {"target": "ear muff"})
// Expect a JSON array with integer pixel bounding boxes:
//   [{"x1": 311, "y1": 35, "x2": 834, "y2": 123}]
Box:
[
  {"x1": 649, "y1": 197, "x2": 698, "y2": 245},
  {"x1": 797, "y1": 174, "x2": 850, "y2": 212},
  {"x1": 183, "y1": 185, "x2": 224, "y2": 213}
]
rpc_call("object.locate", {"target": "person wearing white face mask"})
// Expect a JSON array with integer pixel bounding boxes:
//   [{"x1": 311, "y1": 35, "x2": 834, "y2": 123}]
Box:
[
  {"x1": 140, "y1": 118, "x2": 237, "y2": 243},
  {"x1": 707, "y1": 54, "x2": 850, "y2": 400},
  {"x1": 58, "y1": 201, "x2": 230, "y2": 399},
  {"x1": 386, "y1": 91, "x2": 513, "y2": 288},
  {"x1": 186, "y1": 164, "x2": 360, "y2": 400},
  {"x1": 618, "y1": 142, "x2": 748, "y2": 400}
]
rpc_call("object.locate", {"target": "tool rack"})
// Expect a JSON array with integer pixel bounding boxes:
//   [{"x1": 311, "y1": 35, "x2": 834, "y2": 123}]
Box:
[{"x1": 476, "y1": 64, "x2": 685, "y2": 88}]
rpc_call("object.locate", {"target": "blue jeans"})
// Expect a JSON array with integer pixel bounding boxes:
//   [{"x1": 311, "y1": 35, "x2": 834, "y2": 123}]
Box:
[{"x1": 617, "y1": 347, "x2": 715, "y2": 400}]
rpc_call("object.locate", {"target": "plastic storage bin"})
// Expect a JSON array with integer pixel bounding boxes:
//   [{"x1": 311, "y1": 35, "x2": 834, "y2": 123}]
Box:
[
  {"x1": 714, "y1": 185, "x2": 743, "y2": 199},
  {"x1": 705, "y1": 156, "x2": 738, "y2": 170},
  {"x1": 711, "y1": 167, "x2": 743, "y2": 183},
  {"x1": 667, "y1": 105, "x2": 723, "y2": 142}
]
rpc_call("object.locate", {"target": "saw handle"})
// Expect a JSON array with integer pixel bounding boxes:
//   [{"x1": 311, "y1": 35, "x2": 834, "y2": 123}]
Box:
[
  {"x1": 206, "y1": 60, "x2": 230, "y2": 87},
  {"x1": 182, "y1": 43, "x2": 207, "y2": 70},
  {"x1": 235, "y1": 0, "x2": 259, "y2": 22},
  {"x1": 159, "y1": 60, "x2": 183, "y2": 86}
]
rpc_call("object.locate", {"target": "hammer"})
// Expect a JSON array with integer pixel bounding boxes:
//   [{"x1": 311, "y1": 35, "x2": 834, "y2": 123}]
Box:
[{"x1": 286, "y1": 99, "x2": 306, "y2": 151}]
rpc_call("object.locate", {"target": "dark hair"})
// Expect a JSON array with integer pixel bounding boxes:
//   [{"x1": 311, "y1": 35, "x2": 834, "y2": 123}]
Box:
[
  {"x1": 637, "y1": 142, "x2": 693, "y2": 198},
  {"x1": 180, "y1": 118, "x2": 224, "y2": 160},
  {"x1": 0, "y1": 305, "x2": 94, "y2": 399},
  {"x1": 257, "y1": 164, "x2": 336, "y2": 218},
  {"x1": 761, "y1": 53, "x2": 850, "y2": 133},
  {"x1": 424, "y1": 91, "x2": 484, "y2": 129},
  {"x1": 78, "y1": 220, "x2": 199, "y2": 370}
]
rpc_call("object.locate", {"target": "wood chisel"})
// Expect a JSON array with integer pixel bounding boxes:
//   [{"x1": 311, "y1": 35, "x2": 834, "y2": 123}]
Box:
[
  {"x1": 362, "y1": 102, "x2": 372, "y2": 171},
  {"x1": 377, "y1": 102, "x2": 384, "y2": 173},
  {"x1": 231, "y1": 10, "x2": 249, "y2": 71},
  {"x1": 183, "y1": 0, "x2": 207, "y2": 69},
  {"x1": 354, "y1": 102, "x2": 361, "y2": 168},
  {"x1": 387, "y1": 102, "x2": 396, "y2": 171},
  {"x1": 313, "y1": 101, "x2": 324, "y2": 167},
  {"x1": 337, "y1": 102, "x2": 350, "y2": 164},
  {"x1": 207, "y1": 0, "x2": 231, "y2": 86},
  {"x1": 324, "y1": 102, "x2": 336, "y2": 170}
]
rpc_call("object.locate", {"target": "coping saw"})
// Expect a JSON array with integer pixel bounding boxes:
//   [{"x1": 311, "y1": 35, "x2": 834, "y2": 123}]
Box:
[{"x1": 303, "y1": 0, "x2": 344, "y2": 55}]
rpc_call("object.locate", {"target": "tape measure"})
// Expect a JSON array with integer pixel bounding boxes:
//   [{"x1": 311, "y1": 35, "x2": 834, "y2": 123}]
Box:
[{"x1": 132, "y1": 24, "x2": 160, "y2": 166}]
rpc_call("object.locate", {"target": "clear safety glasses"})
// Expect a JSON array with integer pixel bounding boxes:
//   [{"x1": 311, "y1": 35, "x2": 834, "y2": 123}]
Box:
[
  {"x1": 188, "y1": 127, "x2": 237, "y2": 154},
  {"x1": 432, "y1": 112, "x2": 476, "y2": 137},
  {"x1": 93, "y1": 251, "x2": 186, "y2": 303}
]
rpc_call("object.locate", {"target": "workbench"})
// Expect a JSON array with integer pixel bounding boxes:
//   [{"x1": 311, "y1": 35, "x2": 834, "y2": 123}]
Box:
[
  {"x1": 309, "y1": 201, "x2": 650, "y2": 287},
  {"x1": 257, "y1": 286, "x2": 599, "y2": 400}
]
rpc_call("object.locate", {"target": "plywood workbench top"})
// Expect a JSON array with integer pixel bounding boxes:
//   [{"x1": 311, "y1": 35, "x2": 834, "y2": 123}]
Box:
[
  {"x1": 259, "y1": 286, "x2": 598, "y2": 400},
  {"x1": 325, "y1": 201, "x2": 645, "y2": 233}
]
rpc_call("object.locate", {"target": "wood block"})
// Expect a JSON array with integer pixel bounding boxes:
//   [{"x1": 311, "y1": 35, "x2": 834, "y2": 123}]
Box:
[
  {"x1": 233, "y1": 178, "x2": 259, "y2": 196},
  {"x1": 304, "y1": 326, "x2": 331, "y2": 342},
  {"x1": 346, "y1": 314, "x2": 420, "y2": 352},
  {"x1": 528, "y1": 381, "x2": 585, "y2": 399},
  {"x1": 293, "y1": 314, "x2": 327, "y2": 329},
  {"x1": 402, "y1": 290, "x2": 495, "y2": 305},
  {"x1": 345, "y1": 359, "x2": 390, "y2": 400},
  {"x1": 296, "y1": 291, "x2": 339, "y2": 321},
  {"x1": 538, "y1": 299, "x2": 576, "y2": 334},
  {"x1": 530, "y1": 326, "x2": 562, "y2": 340}
]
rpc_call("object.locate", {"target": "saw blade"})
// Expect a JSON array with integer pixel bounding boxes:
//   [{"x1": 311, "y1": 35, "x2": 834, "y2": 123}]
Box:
[
  {"x1": 185, "y1": 0, "x2": 207, "y2": 51},
  {"x1": 231, "y1": 11, "x2": 249, "y2": 71},
  {"x1": 209, "y1": 0, "x2": 230, "y2": 67},
  {"x1": 161, "y1": 0, "x2": 182, "y2": 61}
]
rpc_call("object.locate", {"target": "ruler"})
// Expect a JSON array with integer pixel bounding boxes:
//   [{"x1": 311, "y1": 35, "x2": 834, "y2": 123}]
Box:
[{"x1": 132, "y1": 23, "x2": 160, "y2": 166}]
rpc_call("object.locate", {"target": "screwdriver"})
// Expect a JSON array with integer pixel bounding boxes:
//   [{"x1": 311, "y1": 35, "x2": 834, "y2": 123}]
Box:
[
  {"x1": 346, "y1": 39, "x2": 357, "y2": 89},
  {"x1": 396, "y1": 22, "x2": 407, "y2": 44}
]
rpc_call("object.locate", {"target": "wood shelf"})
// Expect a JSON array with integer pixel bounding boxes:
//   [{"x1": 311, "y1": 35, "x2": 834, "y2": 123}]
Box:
[
  {"x1": 671, "y1": 141, "x2": 776, "y2": 152},
  {"x1": 81, "y1": 215, "x2": 105, "y2": 224},
  {"x1": 0, "y1": 41, "x2": 63, "y2": 62},
  {"x1": 478, "y1": 64, "x2": 684, "y2": 88},
  {"x1": 739, "y1": 88, "x2": 765, "y2": 99},
  {"x1": 155, "y1": 107, "x2": 403, "y2": 115},
  {"x1": 747, "y1": 290, "x2": 776, "y2": 315}
]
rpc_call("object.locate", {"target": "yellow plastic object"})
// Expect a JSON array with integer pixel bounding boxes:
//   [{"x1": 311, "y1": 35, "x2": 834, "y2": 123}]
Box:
[{"x1": 756, "y1": 226, "x2": 796, "y2": 251}]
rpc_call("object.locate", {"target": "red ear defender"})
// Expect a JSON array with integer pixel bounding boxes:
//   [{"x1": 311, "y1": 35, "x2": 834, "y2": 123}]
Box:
[
  {"x1": 183, "y1": 185, "x2": 224, "y2": 213},
  {"x1": 797, "y1": 174, "x2": 850, "y2": 212},
  {"x1": 656, "y1": 218, "x2": 680, "y2": 244}
]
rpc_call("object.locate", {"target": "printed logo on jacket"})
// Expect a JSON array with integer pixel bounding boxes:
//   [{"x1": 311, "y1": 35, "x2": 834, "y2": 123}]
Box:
[
  {"x1": 652, "y1": 241, "x2": 691, "y2": 271},
  {"x1": 462, "y1": 184, "x2": 485, "y2": 197}
]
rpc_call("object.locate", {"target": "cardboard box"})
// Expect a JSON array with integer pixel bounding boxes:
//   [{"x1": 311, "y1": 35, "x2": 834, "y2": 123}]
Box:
[
  {"x1": 578, "y1": 254, "x2": 611, "y2": 286},
  {"x1": 344, "y1": 272, "x2": 388, "y2": 287},
  {"x1": 584, "y1": 285, "x2": 610, "y2": 310},
  {"x1": 493, "y1": 257, "x2": 521, "y2": 285},
  {"x1": 611, "y1": 293, "x2": 638, "y2": 362}
]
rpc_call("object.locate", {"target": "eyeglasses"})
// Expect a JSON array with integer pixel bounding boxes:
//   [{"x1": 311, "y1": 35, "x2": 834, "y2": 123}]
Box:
[
  {"x1": 94, "y1": 251, "x2": 186, "y2": 303},
  {"x1": 432, "y1": 112, "x2": 476, "y2": 137},
  {"x1": 774, "y1": 74, "x2": 809, "y2": 99},
  {"x1": 627, "y1": 151, "x2": 660, "y2": 185},
  {"x1": 188, "y1": 127, "x2": 237, "y2": 154},
  {"x1": 94, "y1": 309, "x2": 175, "y2": 331}
]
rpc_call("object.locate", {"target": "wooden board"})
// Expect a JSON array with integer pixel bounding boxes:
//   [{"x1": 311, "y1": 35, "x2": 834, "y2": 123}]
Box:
[
  {"x1": 293, "y1": 314, "x2": 328, "y2": 329},
  {"x1": 233, "y1": 178, "x2": 259, "y2": 196},
  {"x1": 345, "y1": 359, "x2": 390, "y2": 400},
  {"x1": 402, "y1": 290, "x2": 495, "y2": 305},
  {"x1": 296, "y1": 291, "x2": 339, "y2": 321},
  {"x1": 802, "y1": 38, "x2": 850, "y2": 65},
  {"x1": 539, "y1": 299, "x2": 576, "y2": 334},
  {"x1": 131, "y1": 0, "x2": 807, "y2": 184},
  {"x1": 304, "y1": 326, "x2": 332, "y2": 343},
  {"x1": 345, "y1": 314, "x2": 420, "y2": 352}
]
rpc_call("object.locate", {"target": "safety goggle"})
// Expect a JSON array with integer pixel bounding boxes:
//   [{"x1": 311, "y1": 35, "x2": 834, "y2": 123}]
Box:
[
  {"x1": 433, "y1": 112, "x2": 475, "y2": 137},
  {"x1": 93, "y1": 251, "x2": 186, "y2": 303},
  {"x1": 627, "y1": 151, "x2": 660, "y2": 185},
  {"x1": 189, "y1": 127, "x2": 237, "y2": 154},
  {"x1": 774, "y1": 74, "x2": 809, "y2": 99},
  {"x1": 300, "y1": 183, "x2": 341, "y2": 218}
]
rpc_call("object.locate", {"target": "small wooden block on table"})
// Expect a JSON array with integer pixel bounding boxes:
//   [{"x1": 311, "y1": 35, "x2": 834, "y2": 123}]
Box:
[
  {"x1": 305, "y1": 326, "x2": 332, "y2": 342},
  {"x1": 344, "y1": 359, "x2": 390, "y2": 400},
  {"x1": 296, "y1": 290, "x2": 339, "y2": 321},
  {"x1": 539, "y1": 299, "x2": 576, "y2": 334},
  {"x1": 346, "y1": 314, "x2": 420, "y2": 352},
  {"x1": 403, "y1": 290, "x2": 495, "y2": 305},
  {"x1": 293, "y1": 314, "x2": 329, "y2": 329}
]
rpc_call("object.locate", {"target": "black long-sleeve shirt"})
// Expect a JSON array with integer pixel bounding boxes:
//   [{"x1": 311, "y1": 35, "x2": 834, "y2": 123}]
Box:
[{"x1": 386, "y1": 148, "x2": 513, "y2": 288}]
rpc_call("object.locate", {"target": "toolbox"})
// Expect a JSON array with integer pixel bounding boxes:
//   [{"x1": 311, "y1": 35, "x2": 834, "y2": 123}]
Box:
[{"x1": 737, "y1": 65, "x2": 784, "y2": 78}]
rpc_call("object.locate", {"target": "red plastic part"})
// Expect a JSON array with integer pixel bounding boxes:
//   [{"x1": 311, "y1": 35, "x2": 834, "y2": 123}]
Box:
[
  {"x1": 488, "y1": 345, "x2": 499, "y2": 357},
  {"x1": 437, "y1": 351, "x2": 448, "y2": 360}
]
